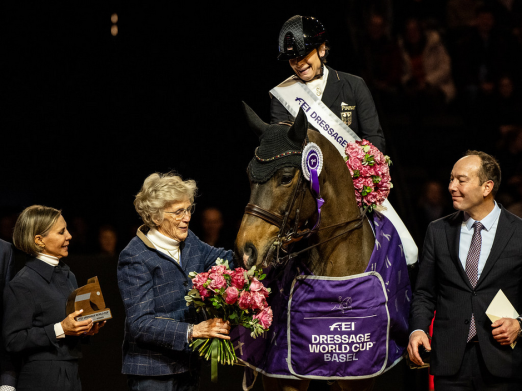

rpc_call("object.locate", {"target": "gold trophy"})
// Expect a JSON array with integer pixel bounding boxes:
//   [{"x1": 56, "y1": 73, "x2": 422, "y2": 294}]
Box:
[{"x1": 66, "y1": 276, "x2": 112, "y2": 322}]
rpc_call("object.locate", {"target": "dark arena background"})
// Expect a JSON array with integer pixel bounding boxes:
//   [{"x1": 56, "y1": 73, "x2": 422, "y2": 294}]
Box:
[{"x1": 2, "y1": 1, "x2": 522, "y2": 390}]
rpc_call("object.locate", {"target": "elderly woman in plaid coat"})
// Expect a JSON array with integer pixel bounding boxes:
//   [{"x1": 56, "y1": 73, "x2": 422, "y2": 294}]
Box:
[{"x1": 117, "y1": 172, "x2": 234, "y2": 391}]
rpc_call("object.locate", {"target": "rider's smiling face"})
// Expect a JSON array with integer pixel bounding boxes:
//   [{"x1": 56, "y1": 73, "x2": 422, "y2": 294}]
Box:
[{"x1": 289, "y1": 43, "x2": 326, "y2": 82}]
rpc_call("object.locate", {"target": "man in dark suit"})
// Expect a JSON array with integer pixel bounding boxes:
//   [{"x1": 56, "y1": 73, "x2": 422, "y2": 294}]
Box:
[
  {"x1": 408, "y1": 151, "x2": 522, "y2": 390},
  {"x1": 0, "y1": 239, "x2": 17, "y2": 390}
]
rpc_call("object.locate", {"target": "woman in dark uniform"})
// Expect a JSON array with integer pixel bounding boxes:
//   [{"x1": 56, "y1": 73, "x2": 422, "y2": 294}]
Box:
[
  {"x1": 270, "y1": 15, "x2": 386, "y2": 152},
  {"x1": 3, "y1": 205, "x2": 103, "y2": 391}
]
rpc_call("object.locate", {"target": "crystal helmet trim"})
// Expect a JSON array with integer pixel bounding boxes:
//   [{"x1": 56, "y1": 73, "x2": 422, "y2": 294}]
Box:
[{"x1": 278, "y1": 15, "x2": 329, "y2": 60}]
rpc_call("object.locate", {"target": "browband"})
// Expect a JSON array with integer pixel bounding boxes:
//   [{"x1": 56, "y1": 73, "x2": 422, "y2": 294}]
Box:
[{"x1": 254, "y1": 147, "x2": 302, "y2": 162}]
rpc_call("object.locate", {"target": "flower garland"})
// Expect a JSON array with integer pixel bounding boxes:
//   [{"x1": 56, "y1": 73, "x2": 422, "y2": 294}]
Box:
[{"x1": 344, "y1": 140, "x2": 392, "y2": 212}]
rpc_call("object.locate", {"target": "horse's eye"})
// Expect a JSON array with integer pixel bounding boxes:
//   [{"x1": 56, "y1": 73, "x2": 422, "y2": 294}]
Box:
[{"x1": 281, "y1": 175, "x2": 293, "y2": 185}]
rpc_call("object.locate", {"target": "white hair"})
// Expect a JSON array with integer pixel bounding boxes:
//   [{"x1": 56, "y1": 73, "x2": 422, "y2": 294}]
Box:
[{"x1": 134, "y1": 172, "x2": 197, "y2": 228}]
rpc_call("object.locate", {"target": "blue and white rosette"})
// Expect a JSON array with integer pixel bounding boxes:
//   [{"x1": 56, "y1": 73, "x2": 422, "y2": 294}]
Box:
[{"x1": 302, "y1": 143, "x2": 323, "y2": 181}]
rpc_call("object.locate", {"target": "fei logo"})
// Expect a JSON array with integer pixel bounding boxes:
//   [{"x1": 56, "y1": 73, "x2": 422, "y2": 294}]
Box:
[
  {"x1": 329, "y1": 322, "x2": 355, "y2": 331},
  {"x1": 331, "y1": 296, "x2": 352, "y2": 313}
]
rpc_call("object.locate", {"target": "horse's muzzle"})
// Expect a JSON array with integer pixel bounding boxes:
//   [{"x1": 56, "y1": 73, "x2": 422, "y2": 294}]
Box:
[{"x1": 242, "y1": 242, "x2": 258, "y2": 269}]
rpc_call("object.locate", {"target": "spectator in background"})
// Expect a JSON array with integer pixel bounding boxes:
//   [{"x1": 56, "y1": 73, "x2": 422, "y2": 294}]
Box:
[
  {"x1": 418, "y1": 180, "x2": 452, "y2": 224},
  {"x1": 453, "y1": 6, "x2": 520, "y2": 108},
  {"x1": 69, "y1": 216, "x2": 90, "y2": 254},
  {"x1": 496, "y1": 127, "x2": 522, "y2": 194},
  {"x1": 98, "y1": 225, "x2": 118, "y2": 257},
  {"x1": 0, "y1": 239, "x2": 16, "y2": 390},
  {"x1": 447, "y1": 0, "x2": 485, "y2": 30},
  {"x1": 345, "y1": 0, "x2": 394, "y2": 56},
  {"x1": 0, "y1": 214, "x2": 17, "y2": 243},
  {"x1": 393, "y1": 0, "x2": 447, "y2": 33},
  {"x1": 506, "y1": 179, "x2": 522, "y2": 218},
  {"x1": 399, "y1": 18, "x2": 456, "y2": 115},
  {"x1": 446, "y1": 0, "x2": 485, "y2": 54},
  {"x1": 73, "y1": 224, "x2": 125, "y2": 390},
  {"x1": 485, "y1": 0, "x2": 522, "y2": 33},
  {"x1": 358, "y1": 14, "x2": 403, "y2": 112},
  {"x1": 200, "y1": 207, "x2": 224, "y2": 247},
  {"x1": 472, "y1": 75, "x2": 522, "y2": 152},
  {"x1": 491, "y1": 76, "x2": 522, "y2": 134},
  {"x1": 416, "y1": 180, "x2": 453, "y2": 246}
]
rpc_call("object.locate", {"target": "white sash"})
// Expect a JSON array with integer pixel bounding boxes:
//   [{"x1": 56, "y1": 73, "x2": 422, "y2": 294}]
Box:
[{"x1": 271, "y1": 80, "x2": 418, "y2": 265}]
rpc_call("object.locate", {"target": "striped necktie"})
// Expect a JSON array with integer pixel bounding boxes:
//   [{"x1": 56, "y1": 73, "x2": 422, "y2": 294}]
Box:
[{"x1": 466, "y1": 221, "x2": 484, "y2": 342}]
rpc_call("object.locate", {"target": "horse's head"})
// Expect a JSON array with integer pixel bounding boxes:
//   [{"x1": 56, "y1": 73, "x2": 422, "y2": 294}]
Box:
[{"x1": 236, "y1": 104, "x2": 318, "y2": 269}]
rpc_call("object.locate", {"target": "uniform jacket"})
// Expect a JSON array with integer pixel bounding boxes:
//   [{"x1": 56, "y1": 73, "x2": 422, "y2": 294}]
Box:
[
  {"x1": 270, "y1": 65, "x2": 386, "y2": 153},
  {"x1": 117, "y1": 226, "x2": 234, "y2": 376},
  {"x1": 3, "y1": 258, "x2": 82, "y2": 362},
  {"x1": 0, "y1": 240, "x2": 16, "y2": 387},
  {"x1": 410, "y1": 206, "x2": 522, "y2": 377}
]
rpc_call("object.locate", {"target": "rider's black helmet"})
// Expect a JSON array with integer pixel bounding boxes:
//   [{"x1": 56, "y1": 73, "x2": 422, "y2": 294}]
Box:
[{"x1": 277, "y1": 15, "x2": 329, "y2": 61}]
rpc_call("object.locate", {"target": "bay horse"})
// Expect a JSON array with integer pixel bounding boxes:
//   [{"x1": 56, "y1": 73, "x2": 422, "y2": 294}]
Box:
[{"x1": 235, "y1": 104, "x2": 376, "y2": 391}]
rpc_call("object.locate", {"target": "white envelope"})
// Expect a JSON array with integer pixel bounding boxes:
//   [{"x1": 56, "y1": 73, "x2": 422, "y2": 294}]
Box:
[{"x1": 485, "y1": 289, "x2": 519, "y2": 349}]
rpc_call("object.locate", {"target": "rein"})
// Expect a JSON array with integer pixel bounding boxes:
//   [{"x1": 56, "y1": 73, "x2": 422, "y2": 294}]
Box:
[{"x1": 244, "y1": 169, "x2": 368, "y2": 268}]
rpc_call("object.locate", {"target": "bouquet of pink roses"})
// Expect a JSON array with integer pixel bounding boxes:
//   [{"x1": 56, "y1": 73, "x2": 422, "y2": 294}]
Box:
[
  {"x1": 345, "y1": 139, "x2": 392, "y2": 212},
  {"x1": 185, "y1": 258, "x2": 272, "y2": 381}
]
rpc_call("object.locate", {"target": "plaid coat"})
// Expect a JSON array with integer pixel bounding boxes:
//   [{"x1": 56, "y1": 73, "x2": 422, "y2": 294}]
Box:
[{"x1": 117, "y1": 226, "x2": 234, "y2": 376}]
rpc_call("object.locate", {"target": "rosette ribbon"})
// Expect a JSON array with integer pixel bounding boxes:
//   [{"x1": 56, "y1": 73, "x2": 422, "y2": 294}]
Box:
[{"x1": 310, "y1": 167, "x2": 325, "y2": 230}]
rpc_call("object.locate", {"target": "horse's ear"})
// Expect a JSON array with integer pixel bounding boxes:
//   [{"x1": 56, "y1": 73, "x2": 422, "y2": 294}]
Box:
[
  {"x1": 242, "y1": 101, "x2": 269, "y2": 138},
  {"x1": 288, "y1": 107, "x2": 308, "y2": 145}
]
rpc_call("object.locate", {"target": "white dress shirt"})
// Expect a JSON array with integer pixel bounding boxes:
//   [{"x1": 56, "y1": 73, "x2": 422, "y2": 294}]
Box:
[
  {"x1": 459, "y1": 201, "x2": 501, "y2": 279},
  {"x1": 146, "y1": 228, "x2": 181, "y2": 265},
  {"x1": 305, "y1": 66, "x2": 329, "y2": 100},
  {"x1": 36, "y1": 253, "x2": 65, "y2": 339}
]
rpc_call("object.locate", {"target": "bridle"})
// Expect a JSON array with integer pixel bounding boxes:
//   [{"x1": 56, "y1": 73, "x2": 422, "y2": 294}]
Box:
[{"x1": 245, "y1": 150, "x2": 368, "y2": 268}]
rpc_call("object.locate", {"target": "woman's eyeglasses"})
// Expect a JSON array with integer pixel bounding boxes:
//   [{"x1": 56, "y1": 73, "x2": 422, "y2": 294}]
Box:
[{"x1": 164, "y1": 204, "x2": 196, "y2": 220}]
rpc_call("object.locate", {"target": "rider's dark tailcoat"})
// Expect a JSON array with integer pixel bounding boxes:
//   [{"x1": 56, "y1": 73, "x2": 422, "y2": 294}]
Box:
[{"x1": 270, "y1": 65, "x2": 386, "y2": 153}]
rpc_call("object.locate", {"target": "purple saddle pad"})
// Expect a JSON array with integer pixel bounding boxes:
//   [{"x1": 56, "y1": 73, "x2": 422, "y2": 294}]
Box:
[{"x1": 287, "y1": 273, "x2": 390, "y2": 379}]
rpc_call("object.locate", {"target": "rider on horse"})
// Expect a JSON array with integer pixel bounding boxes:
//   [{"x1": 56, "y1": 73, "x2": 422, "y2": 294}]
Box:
[
  {"x1": 270, "y1": 15, "x2": 386, "y2": 153},
  {"x1": 269, "y1": 15, "x2": 417, "y2": 267}
]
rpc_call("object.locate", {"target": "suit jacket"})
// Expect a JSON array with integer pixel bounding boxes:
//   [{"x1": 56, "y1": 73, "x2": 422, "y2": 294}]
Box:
[
  {"x1": 3, "y1": 258, "x2": 82, "y2": 362},
  {"x1": 0, "y1": 240, "x2": 16, "y2": 387},
  {"x1": 117, "y1": 226, "x2": 234, "y2": 376},
  {"x1": 410, "y1": 206, "x2": 522, "y2": 378},
  {"x1": 270, "y1": 65, "x2": 386, "y2": 153}
]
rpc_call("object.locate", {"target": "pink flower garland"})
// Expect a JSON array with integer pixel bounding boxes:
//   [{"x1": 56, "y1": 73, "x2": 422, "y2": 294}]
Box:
[{"x1": 345, "y1": 139, "x2": 392, "y2": 211}]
